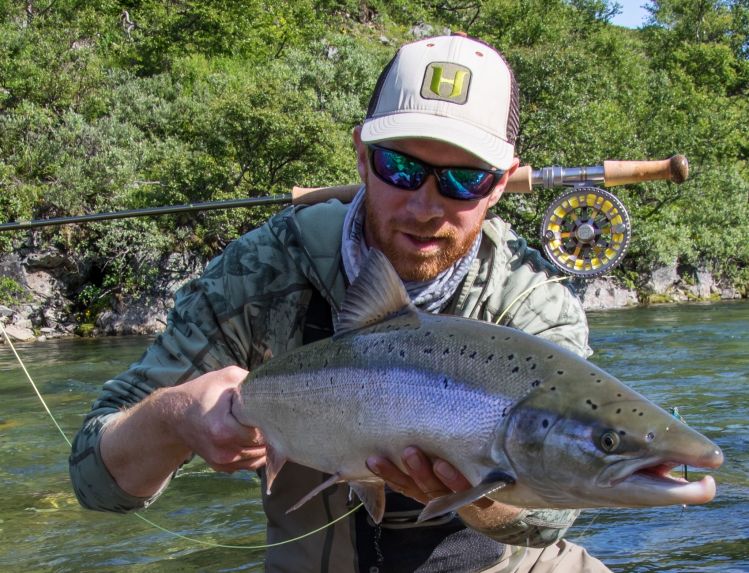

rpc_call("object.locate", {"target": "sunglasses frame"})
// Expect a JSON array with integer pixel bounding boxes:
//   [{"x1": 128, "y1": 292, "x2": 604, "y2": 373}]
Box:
[{"x1": 367, "y1": 144, "x2": 506, "y2": 201}]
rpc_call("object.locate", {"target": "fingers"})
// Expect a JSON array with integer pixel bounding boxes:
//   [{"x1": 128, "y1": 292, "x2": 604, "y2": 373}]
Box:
[
  {"x1": 402, "y1": 447, "x2": 452, "y2": 503},
  {"x1": 368, "y1": 447, "x2": 494, "y2": 510}
]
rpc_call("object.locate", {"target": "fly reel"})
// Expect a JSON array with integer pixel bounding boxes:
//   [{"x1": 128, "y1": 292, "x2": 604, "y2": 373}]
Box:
[{"x1": 540, "y1": 187, "x2": 631, "y2": 278}]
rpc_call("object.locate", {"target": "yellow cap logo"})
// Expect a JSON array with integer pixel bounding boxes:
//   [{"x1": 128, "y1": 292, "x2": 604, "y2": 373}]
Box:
[{"x1": 421, "y1": 62, "x2": 471, "y2": 103}]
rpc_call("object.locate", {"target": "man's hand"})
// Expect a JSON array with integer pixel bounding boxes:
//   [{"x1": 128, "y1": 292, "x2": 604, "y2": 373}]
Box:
[
  {"x1": 366, "y1": 446, "x2": 522, "y2": 530},
  {"x1": 101, "y1": 366, "x2": 266, "y2": 498},
  {"x1": 168, "y1": 366, "x2": 267, "y2": 473}
]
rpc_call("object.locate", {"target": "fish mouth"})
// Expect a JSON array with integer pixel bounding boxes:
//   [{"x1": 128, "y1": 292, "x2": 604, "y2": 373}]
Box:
[{"x1": 609, "y1": 460, "x2": 718, "y2": 506}]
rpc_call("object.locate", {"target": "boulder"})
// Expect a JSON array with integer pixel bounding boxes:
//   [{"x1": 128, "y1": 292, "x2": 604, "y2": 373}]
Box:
[
  {"x1": 2, "y1": 324, "x2": 36, "y2": 342},
  {"x1": 648, "y1": 264, "x2": 679, "y2": 294},
  {"x1": 578, "y1": 277, "x2": 639, "y2": 311}
]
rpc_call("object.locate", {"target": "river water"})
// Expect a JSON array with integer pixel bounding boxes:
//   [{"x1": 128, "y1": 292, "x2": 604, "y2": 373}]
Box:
[{"x1": 0, "y1": 301, "x2": 747, "y2": 572}]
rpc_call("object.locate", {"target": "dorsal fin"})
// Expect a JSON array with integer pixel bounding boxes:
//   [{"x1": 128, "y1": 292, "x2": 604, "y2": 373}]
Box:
[{"x1": 334, "y1": 249, "x2": 416, "y2": 334}]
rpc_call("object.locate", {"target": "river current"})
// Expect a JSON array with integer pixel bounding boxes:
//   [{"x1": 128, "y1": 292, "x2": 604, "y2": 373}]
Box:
[{"x1": 0, "y1": 301, "x2": 747, "y2": 572}]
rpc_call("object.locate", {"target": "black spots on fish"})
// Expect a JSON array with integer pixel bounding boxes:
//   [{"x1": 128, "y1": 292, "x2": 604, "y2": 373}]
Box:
[
  {"x1": 504, "y1": 336, "x2": 512, "y2": 341},
  {"x1": 617, "y1": 393, "x2": 622, "y2": 398},
  {"x1": 424, "y1": 331, "x2": 432, "y2": 337},
  {"x1": 512, "y1": 366, "x2": 520, "y2": 374},
  {"x1": 507, "y1": 354, "x2": 515, "y2": 361},
  {"x1": 485, "y1": 354, "x2": 494, "y2": 364},
  {"x1": 443, "y1": 348, "x2": 450, "y2": 356},
  {"x1": 460, "y1": 345, "x2": 468, "y2": 356},
  {"x1": 547, "y1": 354, "x2": 554, "y2": 360},
  {"x1": 557, "y1": 370, "x2": 564, "y2": 376},
  {"x1": 448, "y1": 333, "x2": 455, "y2": 338},
  {"x1": 530, "y1": 363, "x2": 537, "y2": 371},
  {"x1": 330, "y1": 376, "x2": 335, "y2": 386},
  {"x1": 469, "y1": 351, "x2": 477, "y2": 359},
  {"x1": 586, "y1": 399, "x2": 599, "y2": 410},
  {"x1": 531, "y1": 380, "x2": 541, "y2": 388},
  {"x1": 630, "y1": 407, "x2": 644, "y2": 416},
  {"x1": 501, "y1": 407, "x2": 509, "y2": 418},
  {"x1": 399, "y1": 350, "x2": 405, "y2": 358},
  {"x1": 423, "y1": 348, "x2": 433, "y2": 355},
  {"x1": 323, "y1": 358, "x2": 329, "y2": 368},
  {"x1": 550, "y1": 386, "x2": 557, "y2": 392},
  {"x1": 387, "y1": 343, "x2": 395, "y2": 353},
  {"x1": 616, "y1": 408, "x2": 622, "y2": 414},
  {"x1": 619, "y1": 430, "x2": 626, "y2": 436},
  {"x1": 542, "y1": 419, "x2": 550, "y2": 428},
  {"x1": 443, "y1": 378, "x2": 449, "y2": 389},
  {"x1": 491, "y1": 335, "x2": 496, "y2": 341}
]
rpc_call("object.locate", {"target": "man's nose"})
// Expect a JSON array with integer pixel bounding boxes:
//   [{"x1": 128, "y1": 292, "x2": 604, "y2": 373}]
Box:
[{"x1": 405, "y1": 176, "x2": 445, "y2": 222}]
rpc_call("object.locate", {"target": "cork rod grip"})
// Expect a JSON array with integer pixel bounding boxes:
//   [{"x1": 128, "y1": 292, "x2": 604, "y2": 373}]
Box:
[
  {"x1": 505, "y1": 165, "x2": 534, "y2": 193},
  {"x1": 604, "y1": 155, "x2": 689, "y2": 187},
  {"x1": 291, "y1": 184, "x2": 360, "y2": 205}
]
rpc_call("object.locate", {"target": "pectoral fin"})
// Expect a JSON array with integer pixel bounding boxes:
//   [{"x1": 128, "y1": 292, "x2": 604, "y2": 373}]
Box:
[
  {"x1": 349, "y1": 479, "x2": 386, "y2": 524},
  {"x1": 417, "y1": 472, "x2": 515, "y2": 523}
]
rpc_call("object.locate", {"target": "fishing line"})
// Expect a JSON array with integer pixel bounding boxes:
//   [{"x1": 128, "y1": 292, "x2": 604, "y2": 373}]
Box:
[{"x1": 0, "y1": 322, "x2": 362, "y2": 550}]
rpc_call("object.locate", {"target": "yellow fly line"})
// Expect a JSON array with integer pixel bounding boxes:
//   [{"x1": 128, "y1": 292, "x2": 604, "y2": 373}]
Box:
[{"x1": 0, "y1": 322, "x2": 362, "y2": 550}]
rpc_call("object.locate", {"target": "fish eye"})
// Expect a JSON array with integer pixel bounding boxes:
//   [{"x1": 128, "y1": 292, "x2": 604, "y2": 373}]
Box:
[{"x1": 599, "y1": 430, "x2": 621, "y2": 453}]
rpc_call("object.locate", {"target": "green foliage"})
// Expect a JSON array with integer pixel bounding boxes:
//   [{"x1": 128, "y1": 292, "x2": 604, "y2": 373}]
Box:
[
  {"x1": 0, "y1": 0, "x2": 746, "y2": 302},
  {"x1": 0, "y1": 276, "x2": 31, "y2": 306}
]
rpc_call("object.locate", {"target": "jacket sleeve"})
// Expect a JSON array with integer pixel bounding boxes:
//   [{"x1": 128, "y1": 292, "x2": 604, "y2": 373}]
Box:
[
  {"x1": 68, "y1": 222, "x2": 286, "y2": 513},
  {"x1": 471, "y1": 508, "x2": 581, "y2": 548}
]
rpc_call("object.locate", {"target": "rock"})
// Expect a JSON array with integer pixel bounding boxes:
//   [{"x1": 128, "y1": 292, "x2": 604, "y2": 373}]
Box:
[
  {"x1": 695, "y1": 267, "x2": 714, "y2": 299},
  {"x1": 648, "y1": 264, "x2": 679, "y2": 294},
  {"x1": 410, "y1": 23, "x2": 433, "y2": 38},
  {"x1": 2, "y1": 324, "x2": 35, "y2": 342},
  {"x1": 13, "y1": 317, "x2": 33, "y2": 330},
  {"x1": 0, "y1": 254, "x2": 28, "y2": 286},
  {"x1": 24, "y1": 270, "x2": 62, "y2": 300},
  {"x1": 578, "y1": 277, "x2": 639, "y2": 311},
  {"x1": 0, "y1": 305, "x2": 12, "y2": 317},
  {"x1": 24, "y1": 249, "x2": 71, "y2": 271},
  {"x1": 96, "y1": 296, "x2": 169, "y2": 336}
]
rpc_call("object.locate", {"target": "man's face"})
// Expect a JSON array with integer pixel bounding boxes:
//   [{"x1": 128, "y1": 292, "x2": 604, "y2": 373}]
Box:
[{"x1": 353, "y1": 126, "x2": 517, "y2": 281}]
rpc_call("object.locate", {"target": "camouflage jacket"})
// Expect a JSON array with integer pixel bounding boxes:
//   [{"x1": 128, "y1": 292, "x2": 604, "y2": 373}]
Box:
[{"x1": 69, "y1": 199, "x2": 591, "y2": 572}]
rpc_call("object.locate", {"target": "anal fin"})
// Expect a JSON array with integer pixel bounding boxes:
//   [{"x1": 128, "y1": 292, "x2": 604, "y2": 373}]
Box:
[
  {"x1": 349, "y1": 479, "x2": 386, "y2": 524},
  {"x1": 286, "y1": 473, "x2": 342, "y2": 514},
  {"x1": 417, "y1": 472, "x2": 515, "y2": 523}
]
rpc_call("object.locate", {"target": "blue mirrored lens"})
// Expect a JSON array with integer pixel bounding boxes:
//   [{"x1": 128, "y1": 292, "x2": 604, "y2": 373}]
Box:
[
  {"x1": 371, "y1": 148, "x2": 426, "y2": 189},
  {"x1": 439, "y1": 169, "x2": 495, "y2": 200}
]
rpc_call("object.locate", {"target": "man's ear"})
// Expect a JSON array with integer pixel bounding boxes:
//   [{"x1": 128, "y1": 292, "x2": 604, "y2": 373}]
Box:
[
  {"x1": 352, "y1": 125, "x2": 368, "y2": 182},
  {"x1": 486, "y1": 156, "x2": 520, "y2": 208}
]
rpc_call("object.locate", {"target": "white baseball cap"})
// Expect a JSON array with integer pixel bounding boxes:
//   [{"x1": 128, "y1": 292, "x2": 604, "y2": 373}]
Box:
[{"x1": 361, "y1": 34, "x2": 519, "y2": 170}]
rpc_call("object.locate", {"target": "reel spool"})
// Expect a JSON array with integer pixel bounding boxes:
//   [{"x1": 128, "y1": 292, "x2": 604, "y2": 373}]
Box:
[{"x1": 540, "y1": 187, "x2": 631, "y2": 277}]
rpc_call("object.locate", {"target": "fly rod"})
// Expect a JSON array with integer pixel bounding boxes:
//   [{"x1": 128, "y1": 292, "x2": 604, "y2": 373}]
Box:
[{"x1": 0, "y1": 155, "x2": 687, "y2": 232}]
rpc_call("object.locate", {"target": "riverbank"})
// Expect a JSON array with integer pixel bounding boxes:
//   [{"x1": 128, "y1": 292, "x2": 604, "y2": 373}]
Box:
[{"x1": 0, "y1": 248, "x2": 745, "y2": 343}]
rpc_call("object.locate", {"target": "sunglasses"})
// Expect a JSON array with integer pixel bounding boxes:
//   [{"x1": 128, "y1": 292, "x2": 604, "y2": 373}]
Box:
[{"x1": 368, "y1": 144, "x2": 505, "y2": 201}]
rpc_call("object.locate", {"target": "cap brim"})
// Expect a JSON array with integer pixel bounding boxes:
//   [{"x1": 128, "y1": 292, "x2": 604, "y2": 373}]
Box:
[{"x1": 361, "y1": 112, "x2": 515, "y2": 170}]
